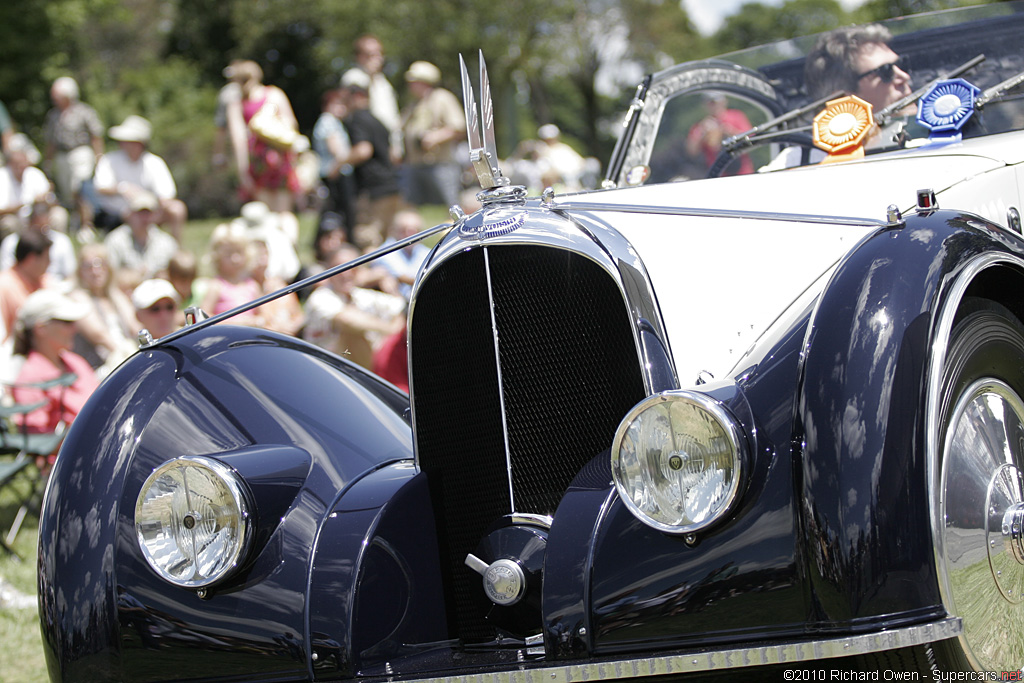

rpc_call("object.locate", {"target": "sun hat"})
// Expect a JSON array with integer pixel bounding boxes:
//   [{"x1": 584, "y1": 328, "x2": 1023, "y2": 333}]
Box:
[
  {"x1": 231, "y1": 201, "x2": 281, "y2": 243},
  {"x1": 341, "y1": 68, "x2": 371, "y2": 93},
  {"x1": 109, "y1": 115, "x2": 153, "y2": 144},
  {"x1": 17, "y1": 289, "x2": 86, "y2": 330},
  {"x1": 6, "y1": 133, "x2": 41, "y2": 166},
  {"x1": 129, "y1": 191, "x2": 158, "y2": 213},
  {"x1": 404, "y1": 61, "x2": 441, "y2": 85},
  {"x1": 538, "y1": 124, "x2": 560, "y2": 140}
]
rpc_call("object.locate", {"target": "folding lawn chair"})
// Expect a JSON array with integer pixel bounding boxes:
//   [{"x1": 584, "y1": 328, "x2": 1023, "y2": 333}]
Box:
[{"x1": 0, "y1": 373, "x2": 76, "y2": 557}]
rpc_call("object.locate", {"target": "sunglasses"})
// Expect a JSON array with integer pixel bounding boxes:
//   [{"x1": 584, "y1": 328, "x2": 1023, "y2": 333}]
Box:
[
  {"x1": 857, "y1": 56, "x2": 909, "y2": 83},
  {"x1": 146, "y1": 302, "x2": 176, "y2": 313}
]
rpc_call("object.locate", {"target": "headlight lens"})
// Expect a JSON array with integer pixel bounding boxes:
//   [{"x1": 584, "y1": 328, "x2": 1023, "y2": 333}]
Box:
[
  {"x1": 611, "y1": 391, "x2": 746, "y2": 534},
  {"x1": 135, "y1": 455, "x2": 252, "y2": 588}
]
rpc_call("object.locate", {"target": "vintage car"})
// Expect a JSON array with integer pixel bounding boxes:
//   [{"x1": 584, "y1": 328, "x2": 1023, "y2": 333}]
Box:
[{"x1": 38, "y1": 3, "x2": 1024, "y2": 681}]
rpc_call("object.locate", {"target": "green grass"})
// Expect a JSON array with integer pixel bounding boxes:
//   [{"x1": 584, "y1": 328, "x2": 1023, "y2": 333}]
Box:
[{"x1": 0, "y1": 463, "x2": 48, "y2": 683}]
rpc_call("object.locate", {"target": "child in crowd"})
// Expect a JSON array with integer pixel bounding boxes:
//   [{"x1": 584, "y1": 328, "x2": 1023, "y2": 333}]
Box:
[
  {"x1": 199, "y1": 223, "x2": 262, "y2": 326},
  {"x1": 163, "y1": 250, "x2": 200, "y2": 311}
]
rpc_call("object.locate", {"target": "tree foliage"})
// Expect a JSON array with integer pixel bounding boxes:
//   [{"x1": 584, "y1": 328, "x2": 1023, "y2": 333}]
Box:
[
  {"x1": 711, "y1": 0, "x2": 850, "y2": 54},
  {"x1": 0, "y1": 0, "x2": 1007, "y2": 217}
]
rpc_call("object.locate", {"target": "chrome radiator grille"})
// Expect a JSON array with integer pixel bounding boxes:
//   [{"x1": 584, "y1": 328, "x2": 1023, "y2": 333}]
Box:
[{"x1": 410, "y1": 244, "x2": 646, "y2": 642}]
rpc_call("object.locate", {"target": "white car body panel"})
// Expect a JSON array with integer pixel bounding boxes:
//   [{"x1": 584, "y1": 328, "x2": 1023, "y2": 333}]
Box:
[{"x1": 562, "y1": 134, "x2": 1024, "y2": 384}]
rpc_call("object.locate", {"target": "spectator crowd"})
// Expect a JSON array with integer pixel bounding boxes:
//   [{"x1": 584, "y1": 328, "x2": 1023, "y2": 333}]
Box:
[{"x1": 0, "y1": 34, "x2": 596, "y2": 437}]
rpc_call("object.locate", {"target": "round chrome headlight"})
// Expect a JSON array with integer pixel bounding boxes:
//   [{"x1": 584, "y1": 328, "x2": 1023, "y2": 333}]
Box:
[
  {"x1": 135, "y1": 455, "x2": 252, "y2": 589},
  {"x1": 611, "y1": 391, "x2": 747, "y2": 534}
]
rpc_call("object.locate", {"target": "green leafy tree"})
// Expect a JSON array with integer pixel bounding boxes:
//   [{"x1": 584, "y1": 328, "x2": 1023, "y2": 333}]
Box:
[
  {"x1": 621, "y1": 0, "x2": 707, "y2": 68},
  {"x1": 712, "y1": 0, "x2": 850, "y2": 54},
  {"x1": 852, "y1": 0, "x2": 998, "y2": 22}
]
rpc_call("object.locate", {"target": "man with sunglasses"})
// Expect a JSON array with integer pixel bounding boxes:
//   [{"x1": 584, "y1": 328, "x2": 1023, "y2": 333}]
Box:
[
  {"x1": 764, "y1": 24, "x2": 916, "y2": 170},
  {"x1": 804, "y1": 24, "x2": 914, "y2": 115}
]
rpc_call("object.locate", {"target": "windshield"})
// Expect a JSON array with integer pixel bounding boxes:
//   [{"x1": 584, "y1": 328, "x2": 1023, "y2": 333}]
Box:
[{"x1": 609, "y1": 2, "x2": 1024, "y2": 186}]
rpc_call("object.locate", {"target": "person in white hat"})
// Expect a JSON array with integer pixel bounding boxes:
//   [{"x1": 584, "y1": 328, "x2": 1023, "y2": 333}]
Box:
[
  {"x1": 0, "y1": 133, "x2": 68, "y2": 238},
  {"x1": 132, "y1": 278, "x2": 181, "y2": 341},
  {"x1": 230, "y1": 201, "x2": 300, "y2": 282},
  {"x1": 10, "y1": 288, "x2": 99, "y2": 442},
  {"x1": 92, "y1": 114, "x2": 188, "y2": 241},
  {"x1": 535, "y1": 123, "x2": 587, "y2": 191},
  {"x1": 400, "y1": 61, "x2": 465, "y2": 208}
]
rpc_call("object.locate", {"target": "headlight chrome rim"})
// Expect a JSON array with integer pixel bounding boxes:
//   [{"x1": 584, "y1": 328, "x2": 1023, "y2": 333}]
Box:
[
  {"x1": 611, "y1": 390, "x2": 747, "y2": 534},
  {"x1": 135, "y1": 455, "x2": 253, "y2": 589}
]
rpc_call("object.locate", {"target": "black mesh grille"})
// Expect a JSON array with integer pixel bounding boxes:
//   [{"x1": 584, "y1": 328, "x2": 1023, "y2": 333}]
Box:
[{"x1": 410, "y1": 244, "x2": 646, "y2": 643}]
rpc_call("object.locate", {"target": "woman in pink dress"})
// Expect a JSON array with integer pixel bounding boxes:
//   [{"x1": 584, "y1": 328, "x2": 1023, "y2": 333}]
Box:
[
  {"x1": 224, "y1": 60, "x2": 303, "y2": 212},
  {"x1": 11, "y1": 289, "x2": 100, "y2": 465}
]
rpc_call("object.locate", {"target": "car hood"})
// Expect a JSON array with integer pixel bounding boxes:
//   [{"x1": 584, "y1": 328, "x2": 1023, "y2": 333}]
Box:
[{"x1": 555, "y1": 137, "x2": 1023, "y2": 385}]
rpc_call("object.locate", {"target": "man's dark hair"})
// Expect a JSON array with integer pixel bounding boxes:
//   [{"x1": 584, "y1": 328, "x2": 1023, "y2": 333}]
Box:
[
  {"x1": 804, "y1": 24, "x2": 893, "y2": 100},
  {"x1": 14, "y1": 230, "x2": 52, "y2": 263}
]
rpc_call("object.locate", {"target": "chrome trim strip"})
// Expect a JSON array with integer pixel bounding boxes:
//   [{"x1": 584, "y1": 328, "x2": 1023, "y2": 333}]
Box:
[
  {"x1": 390, "y1": 618, "x2": 961, "y2": 683},
  {"x1": 924, "y1": 251, "x2": 1024, "y2": 664},
  {"x1": 510, "y1": 513, "x2": 553, "y2": 529},
  {"x1": 482, "y1": 247, "x2": 517, "y2": 513},
  {"x1": 553, "y1": 201, "x2": 889, "y2": 229}
]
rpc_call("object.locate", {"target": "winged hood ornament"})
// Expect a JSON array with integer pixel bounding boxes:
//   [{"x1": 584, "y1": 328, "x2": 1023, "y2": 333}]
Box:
[{"x1": 460, "y1": 51, "x2": 509, "y2": 190}]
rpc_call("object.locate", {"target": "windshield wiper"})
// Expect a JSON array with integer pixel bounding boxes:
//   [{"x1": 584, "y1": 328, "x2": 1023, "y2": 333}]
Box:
[
  {"x1": 976, "y1": 68, "x2": 1024, "y2": 109},
  {"x1": 721, "y1": 90, "x2": 843, "y2": 152},
  {"x1": 875, "y1": 53, "x2": 986, "y2": 126}
]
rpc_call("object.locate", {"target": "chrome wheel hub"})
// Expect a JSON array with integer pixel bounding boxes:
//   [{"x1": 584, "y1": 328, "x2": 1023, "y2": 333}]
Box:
[
  {"x1": 1002, "y1": 498, "x2": 1024, "y2": 567},
  {"x1": 992, "y1": 468, "x2": 1024, "y2": 602},
  {"x1": 942, "y1": 379, "x2": 1024, "y2": 669}
]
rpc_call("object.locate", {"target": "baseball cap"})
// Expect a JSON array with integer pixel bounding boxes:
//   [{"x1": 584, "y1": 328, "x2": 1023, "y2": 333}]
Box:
[{"x1": 132, "y1": 279, "x2": 180, "y2": 310}]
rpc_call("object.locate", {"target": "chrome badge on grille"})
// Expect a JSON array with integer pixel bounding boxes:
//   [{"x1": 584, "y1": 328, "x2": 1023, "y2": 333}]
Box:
[{"x1": 458, "y1": 207, "x2": 526, "y2": 240}]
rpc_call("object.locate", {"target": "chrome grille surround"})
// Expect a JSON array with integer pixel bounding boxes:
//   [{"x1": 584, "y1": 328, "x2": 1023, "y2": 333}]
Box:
[{"x1": 407, "y1": 206, "x2": 671, "y2": 642}]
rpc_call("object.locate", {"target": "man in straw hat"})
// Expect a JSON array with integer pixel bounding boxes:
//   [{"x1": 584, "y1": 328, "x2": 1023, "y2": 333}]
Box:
[
  {"x1": 93, "y1": 114, "x2": 188, "y2": 241},
  {"x1": 401, "y1": 60, "x2": 465, "y2": 208}
]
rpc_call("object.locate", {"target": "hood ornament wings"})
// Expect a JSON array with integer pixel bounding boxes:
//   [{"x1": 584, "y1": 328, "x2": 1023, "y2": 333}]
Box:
[{"x1": 460, "y1": 51, "x2": 510, "y2": 191}]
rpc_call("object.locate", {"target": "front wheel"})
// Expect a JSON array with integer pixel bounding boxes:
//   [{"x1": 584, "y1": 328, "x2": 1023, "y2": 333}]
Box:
[{"x1": 935, "y1": 298, "x2": 1024, "y2": 670}]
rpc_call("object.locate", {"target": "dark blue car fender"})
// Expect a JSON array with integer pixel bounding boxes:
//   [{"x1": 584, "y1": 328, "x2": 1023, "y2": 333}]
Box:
[
  {"x1": 37, "y1": 327, "x2": 414, "y2": 683},
  {"x1": 796, "y1": 210, "x2": 1024, "y2": 628}
]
